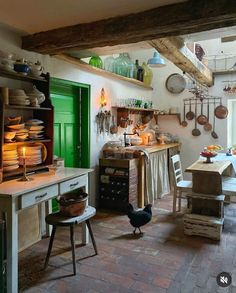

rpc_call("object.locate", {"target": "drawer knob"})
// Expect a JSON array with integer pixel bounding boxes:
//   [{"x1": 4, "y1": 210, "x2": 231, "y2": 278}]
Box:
[
  {"x1": 35, "y1": 193, "x2": 47, "y2": 200},
  {"x1": 70, "y1": 182, "x2": 79, "y2": 188}
]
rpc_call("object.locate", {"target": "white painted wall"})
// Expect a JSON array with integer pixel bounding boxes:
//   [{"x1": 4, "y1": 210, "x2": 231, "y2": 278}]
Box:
[{"x1": 1, "y1": 24, "x2": 236, "y2": 203}]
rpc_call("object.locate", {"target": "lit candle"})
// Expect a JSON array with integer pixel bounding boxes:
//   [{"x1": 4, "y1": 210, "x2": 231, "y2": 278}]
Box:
[{"x1": 22, "y1": 147, "x2": 26, "y2": 158}]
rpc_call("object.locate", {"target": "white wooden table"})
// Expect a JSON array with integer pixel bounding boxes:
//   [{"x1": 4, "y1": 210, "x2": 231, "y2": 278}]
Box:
[{"x1": 0, "y1": 167, "x2": 93, "y2": 293}]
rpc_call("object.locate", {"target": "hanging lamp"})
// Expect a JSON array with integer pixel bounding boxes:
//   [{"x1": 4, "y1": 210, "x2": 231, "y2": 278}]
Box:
[{"x1": 147, "y1": 51, "x2": 166, "y2": 67}]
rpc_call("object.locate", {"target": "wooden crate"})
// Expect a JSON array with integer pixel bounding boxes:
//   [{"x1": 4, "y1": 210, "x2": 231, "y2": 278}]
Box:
[{"x1": 183, "y1": 213, "x2": 223, "y2": 241}]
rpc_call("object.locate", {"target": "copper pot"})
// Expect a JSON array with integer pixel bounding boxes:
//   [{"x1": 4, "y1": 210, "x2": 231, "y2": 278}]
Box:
[{"x1": 214, "y1": 100, "x2": 228, "y2": 119}]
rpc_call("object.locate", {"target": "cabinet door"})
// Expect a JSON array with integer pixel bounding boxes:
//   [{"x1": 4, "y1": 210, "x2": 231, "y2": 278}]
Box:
[{"x1": 51, "y1": 92, "x2": 81, "y2": 167}]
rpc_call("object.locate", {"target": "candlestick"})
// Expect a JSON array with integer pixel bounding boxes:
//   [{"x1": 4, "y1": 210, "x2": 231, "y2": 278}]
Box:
[{"x1": 18, "y1": 149, "x2": 33, "y2": 182}]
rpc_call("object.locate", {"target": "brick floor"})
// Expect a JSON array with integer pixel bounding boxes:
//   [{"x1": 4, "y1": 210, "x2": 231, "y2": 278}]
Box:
[{"x1": 19, "y1": 194, "x2": 236, "y2": 292}]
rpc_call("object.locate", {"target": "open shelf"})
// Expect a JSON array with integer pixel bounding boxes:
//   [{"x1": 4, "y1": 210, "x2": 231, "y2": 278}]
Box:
[
  {"x1": 156, "y1": 113, "x2": 181, "y2": 125},
  {"x1": 3, "y1": 139, "x2": 52, "y2": 147},
  {"x1": 56, "y1": 54, "x2": 153, "y2": 90},
  {"x1": 112, "y1": 106, "x2": 157, "y2": 112},
  {"x1": 5, "y1": 105, "x2": 52, "y2": 111},
  {"x1": 0, "y1": 69, "x2": 47, "y2": 82}
]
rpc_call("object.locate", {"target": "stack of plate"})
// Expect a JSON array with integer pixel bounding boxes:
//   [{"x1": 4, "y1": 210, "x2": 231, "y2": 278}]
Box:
[
  {"x1": 9, "y1": 89, "x2": 30, "y2": 106},
  {"x1": 6, "y1": 123, "x2": 29, "y2": 141},
  {"x1": 18, "y1": 145, "x2": 43, "y2": 166},
  {"x1": 3, "y1": 149, "x2": 19, "y2": 172},
  {"x1": 26, "y1": 119, "x2": 45, "y2": 140}
]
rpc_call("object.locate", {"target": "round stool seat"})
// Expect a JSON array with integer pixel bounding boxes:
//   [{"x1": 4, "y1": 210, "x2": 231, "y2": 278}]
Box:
[
  {"x1": 45, "y1": 206, "x2": 96, "y2": 226},
  {"x1": 44, "y1": 205, "x2": 97, "y2": 275}
]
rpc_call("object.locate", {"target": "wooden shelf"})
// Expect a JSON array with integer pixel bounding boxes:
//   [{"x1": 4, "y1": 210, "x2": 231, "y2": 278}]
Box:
[
  {"x1": 56, "y1": 54, "x2": 153, "y2": 90},
  {"x1": 213, "y1": 69, "x2": 236, "y2": 75},
  {"x1": 112, "y1": 106, "x2": 157, "y2": 112},
  {"x1": 0, "y1": 69, "x2": 47, "y2": 82},
  {"x1": 5, "y1": 105, "x2": 52, "y2": 111},
  {"x1": 156, "y1": 113, "x2": 181, "y2": 125},
  {"x1": 3, "y1": 139, "x2": 51, "y2": 147}
]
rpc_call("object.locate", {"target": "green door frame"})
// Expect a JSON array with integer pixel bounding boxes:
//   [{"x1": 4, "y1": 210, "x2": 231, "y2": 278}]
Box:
[{"x1": 50, "y1": 77, "x2": 91, "y2": 167}]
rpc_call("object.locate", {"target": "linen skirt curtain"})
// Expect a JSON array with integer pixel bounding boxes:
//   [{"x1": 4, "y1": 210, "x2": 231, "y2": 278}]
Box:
[{"x1": 145, "y1": 150, "x2": 170, "y2": 205}]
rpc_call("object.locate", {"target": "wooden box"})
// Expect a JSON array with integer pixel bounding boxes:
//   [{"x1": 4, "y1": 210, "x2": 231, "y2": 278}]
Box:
[{"x1": 183, "y1": 213, "x2": 223, "y2": 241}]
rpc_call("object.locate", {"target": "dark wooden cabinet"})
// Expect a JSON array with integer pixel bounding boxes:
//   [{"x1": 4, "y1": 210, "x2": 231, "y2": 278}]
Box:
[
  {"x1": 0, "y1": 71, "x2": 54, "y2": 181},
  {"x1": 99, "y1": 158, "x2": 139, "y2": 212}
]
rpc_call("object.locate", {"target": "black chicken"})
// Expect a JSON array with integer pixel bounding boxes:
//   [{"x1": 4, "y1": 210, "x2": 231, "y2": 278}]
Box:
[{"x1": 127, "y1": 203, "x2": 152, "y2": 234}]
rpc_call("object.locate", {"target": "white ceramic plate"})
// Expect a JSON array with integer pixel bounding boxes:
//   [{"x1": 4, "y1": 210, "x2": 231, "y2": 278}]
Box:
[
  {"x1": 26, "y1": 119, "x2": 44, "y2": 125},
  {"x1": 3, "y1": 164, "x2": 19, "y2": 172}
]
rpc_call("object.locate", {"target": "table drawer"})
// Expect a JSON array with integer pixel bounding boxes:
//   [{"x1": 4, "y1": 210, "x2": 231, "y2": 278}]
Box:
[
  {"x1": 21, "y1": 184, "x2": 58, "y2": 209},
  {"x1": 59, "y1": 175, "x2": 87, "y2": 194}
]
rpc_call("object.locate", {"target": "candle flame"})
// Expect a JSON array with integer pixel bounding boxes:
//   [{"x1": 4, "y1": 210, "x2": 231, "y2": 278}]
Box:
[{"x1": 23, "y1": 147, "x2": 26, "y2": 158}]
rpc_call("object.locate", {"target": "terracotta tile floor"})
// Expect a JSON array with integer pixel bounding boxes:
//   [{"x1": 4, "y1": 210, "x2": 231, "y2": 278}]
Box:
[{"x1": 19, "y1": 194, "x2": 236, "y2": 293}]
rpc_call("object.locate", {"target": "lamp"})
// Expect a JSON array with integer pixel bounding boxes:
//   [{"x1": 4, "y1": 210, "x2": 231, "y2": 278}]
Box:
[
  {"x1": 147, "y1": 51, "x2": 166, "y2": 67},
  {"x1": 100, "y1": 88, "x2": 107, "y2": 107}
]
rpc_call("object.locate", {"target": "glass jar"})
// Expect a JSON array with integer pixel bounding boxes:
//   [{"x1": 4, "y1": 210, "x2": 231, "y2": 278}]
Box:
[
  {"x1": 89, "y1": 55, "x2": 103, "y2": 69},
  {"x1": 114, "y1": 53, "x2": 129, "y2": 77},
  {"x1": 142, "y1": 62, "x2": 153, "y2": 85},
  {"x1": 104, "y1": 55, "x2": 116, "y2": 72}
]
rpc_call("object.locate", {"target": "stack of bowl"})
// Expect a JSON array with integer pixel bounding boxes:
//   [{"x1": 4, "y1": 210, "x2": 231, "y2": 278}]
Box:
[
  {"x1": 0, "y1": 50, "x2": 15, "y2": 72},
  {"x1": 3, "y1": 148, "x2": 19, "y2": 172},
  {"x1": 9, "y1": 89, "x2": 30, "y2": 106},
  {"x1": 6, "y1": 116, "x2": 29, "y2": 142}
]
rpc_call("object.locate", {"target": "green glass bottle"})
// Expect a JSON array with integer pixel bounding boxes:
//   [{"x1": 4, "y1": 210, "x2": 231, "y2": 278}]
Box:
[
  {"x1": 89, "y1": 55, "x2": 103, "y2": 69},
  {"x1": 135, "y1": 60, "x2": 144, "y2": 82}
]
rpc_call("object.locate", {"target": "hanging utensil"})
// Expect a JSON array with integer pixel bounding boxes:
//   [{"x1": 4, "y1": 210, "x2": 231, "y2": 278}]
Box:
[
  {"x1": 197, "y1": 100, "x2": 208, "y2": 125},
  {"x1": 181, "y1": 102, "x2": 188, "y2": 127},
  {"x1": 192, "y1": 99, "x2": 201, "y2": 136},
  {"x1": 186, "y1": 99, "x2": 195, "y2": 120},
  {"x1": 110, "y1": 115, "x2": 118, "y2": 134},
  {"x1": 203, "y1": 98, "x2": 212, "y2": 131},
  {"x1": 211, "y1": 99, "x2": 218, "y2": 139},
  {"x1": 214, "y1": 98, "x2": 228, "y2": 119}
]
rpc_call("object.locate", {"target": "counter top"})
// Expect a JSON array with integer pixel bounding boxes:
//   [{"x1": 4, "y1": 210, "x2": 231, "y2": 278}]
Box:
[
  {"x1": 126, "y1": 142, "x2": 180, "y2": 154},
  {"x1": 0, "y1": 167, "x2": 93, "y2": 197}
]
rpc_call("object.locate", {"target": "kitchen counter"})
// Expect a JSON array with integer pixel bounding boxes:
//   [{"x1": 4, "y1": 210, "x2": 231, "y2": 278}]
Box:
[
  {"x1": 0, "y1": 167, "x2": 93, "y2": 293},
  {"x1": 126, "y1": 143, "x2": 180, "y2": 207}
]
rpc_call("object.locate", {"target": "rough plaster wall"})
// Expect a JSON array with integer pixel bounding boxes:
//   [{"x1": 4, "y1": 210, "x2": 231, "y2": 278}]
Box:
[{"x1": 1, "y1": 24, "x2": 236, "y2": 202}]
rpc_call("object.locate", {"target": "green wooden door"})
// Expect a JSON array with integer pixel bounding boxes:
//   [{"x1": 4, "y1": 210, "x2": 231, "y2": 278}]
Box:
[{"x1": 50, "y1": 79, "x2": 90, "y2": 211}]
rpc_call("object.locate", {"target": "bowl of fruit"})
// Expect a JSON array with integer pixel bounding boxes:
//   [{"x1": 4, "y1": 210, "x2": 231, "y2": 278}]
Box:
[{"x1": 200, "y1": 145, "x2": 223, "y2": 163}]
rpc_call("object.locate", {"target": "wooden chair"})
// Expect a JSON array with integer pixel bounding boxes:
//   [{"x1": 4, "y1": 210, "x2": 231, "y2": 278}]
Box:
[
  {"x1": 44, "y1": 206, "x2": 98, "y2": 275},
  {"x1": 170, "y1": 154, "x2": 192, "y2": 215}
]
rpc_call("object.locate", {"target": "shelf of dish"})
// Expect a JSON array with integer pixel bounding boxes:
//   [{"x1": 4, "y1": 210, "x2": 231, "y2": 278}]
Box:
[
  {"x1": 2, "y1": 165, "x2": 49, "y2": 181},
  {"x1": 56, "y1": 54, "x2": 153, "y2": 90}
]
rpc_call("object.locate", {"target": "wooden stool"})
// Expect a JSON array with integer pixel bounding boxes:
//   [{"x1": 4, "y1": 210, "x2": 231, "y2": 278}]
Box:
[{"x1": 44, "y1": 206, "x2": 98, "y2": 275}]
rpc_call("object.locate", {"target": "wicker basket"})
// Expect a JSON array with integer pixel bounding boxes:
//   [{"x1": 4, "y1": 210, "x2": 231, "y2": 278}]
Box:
[{"x1": 56, "y1": 192, "x2": 88, "y2": 217}]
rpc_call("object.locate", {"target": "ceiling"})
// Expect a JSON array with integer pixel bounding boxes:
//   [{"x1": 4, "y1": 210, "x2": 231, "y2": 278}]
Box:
[{"x1": 0, "y1": 0, "x2": 186, "y2": 34}]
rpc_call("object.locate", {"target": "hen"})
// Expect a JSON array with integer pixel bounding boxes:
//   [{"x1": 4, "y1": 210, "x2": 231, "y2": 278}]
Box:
[{"x1": 127, "y1": 203, "x2": 152, "y2": 234}]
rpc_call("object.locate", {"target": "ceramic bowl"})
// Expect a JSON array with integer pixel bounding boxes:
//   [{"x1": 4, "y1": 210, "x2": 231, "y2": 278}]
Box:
[
  {"x1": 7, "y1": 123, "x2": 25, "y2": 131},
  {"x1": 9, "y1": 89, "x2": 27, "y2": 97},
  {"x1": 4, "y1": 131, "x2": 16, "y2": 140},
  {"x1": 14, "y1": 63, "x2": 30, "y2": 75},
  {"x1": 7, "y1": 116, "x2": 22, "y2": 125}
]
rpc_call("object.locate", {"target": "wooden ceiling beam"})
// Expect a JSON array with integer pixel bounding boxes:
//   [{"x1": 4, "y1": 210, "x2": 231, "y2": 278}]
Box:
[
  {"x1": 22, "y1": 0, "x2": 236, "y2": 55},
  {"x1": 150, "y1": 37, "x2": 213, "y2": 86}
]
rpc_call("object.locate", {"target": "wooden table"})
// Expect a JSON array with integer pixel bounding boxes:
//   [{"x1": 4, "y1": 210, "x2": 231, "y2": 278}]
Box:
[
  {"x1": 186, "y1": 159, "x2": 231, "y2": 194},
  {"x1": 0, "y1": 167, "x2": 93, "y2": 293}
]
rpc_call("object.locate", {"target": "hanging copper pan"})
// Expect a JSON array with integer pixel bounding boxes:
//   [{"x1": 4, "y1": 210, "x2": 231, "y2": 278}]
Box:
[{"x1": 214, "y1": 99, "x2": 228, "y2": 119}]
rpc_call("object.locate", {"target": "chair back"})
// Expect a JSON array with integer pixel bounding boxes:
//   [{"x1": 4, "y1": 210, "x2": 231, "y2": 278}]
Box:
[{"x1": 171, "y1": 154, "x2": 184, "y2": 187}]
